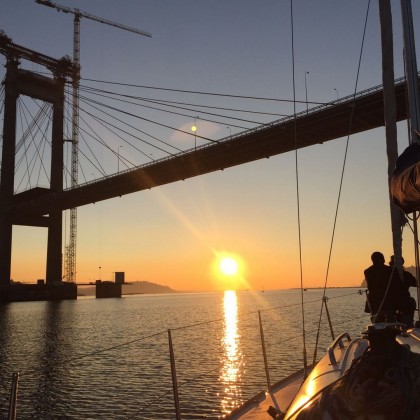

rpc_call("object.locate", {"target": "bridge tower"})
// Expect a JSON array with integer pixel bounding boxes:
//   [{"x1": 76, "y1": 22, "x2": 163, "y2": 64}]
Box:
[{"x1": 0, "y1": 34, "x2": 73, "y2": 285}]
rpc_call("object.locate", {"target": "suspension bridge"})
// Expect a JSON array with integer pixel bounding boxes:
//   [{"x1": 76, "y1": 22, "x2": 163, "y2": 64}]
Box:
[{"x1": 0, "y1": 32, "x2": 412, "y2": 299}]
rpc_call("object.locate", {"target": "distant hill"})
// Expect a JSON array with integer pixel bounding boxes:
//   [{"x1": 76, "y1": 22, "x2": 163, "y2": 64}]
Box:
[
  {"x1": 123, "y1": 281, "x2": 176, "y2": 295},
  {"x1": 77, "y1": 281, "x2": 176, "y2": 296}
]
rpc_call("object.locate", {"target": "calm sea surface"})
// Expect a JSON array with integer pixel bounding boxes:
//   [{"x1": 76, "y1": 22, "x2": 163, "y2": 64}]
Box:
[{"x1": 0, "y1": 288, "x2": 371, "y2": 419}]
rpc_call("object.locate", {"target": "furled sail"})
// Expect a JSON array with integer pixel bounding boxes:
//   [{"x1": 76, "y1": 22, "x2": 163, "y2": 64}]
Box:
[{"x1": 391, "y1": 142, "x2": 420, "y2": 213}]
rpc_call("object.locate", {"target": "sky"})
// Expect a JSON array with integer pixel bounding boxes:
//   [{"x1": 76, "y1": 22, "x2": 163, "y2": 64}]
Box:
[{"x1": 1, "y1": 0, "x2": 420, "y2": 292}]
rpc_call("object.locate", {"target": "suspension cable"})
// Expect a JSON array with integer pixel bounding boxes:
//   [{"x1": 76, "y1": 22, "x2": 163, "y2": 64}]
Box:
[
  {"x1": 80, "y1": 77, "x2": 327, "y2": 105},
  {"x1": 78, "y1": 85, "x2": 270, "y2": 127}
]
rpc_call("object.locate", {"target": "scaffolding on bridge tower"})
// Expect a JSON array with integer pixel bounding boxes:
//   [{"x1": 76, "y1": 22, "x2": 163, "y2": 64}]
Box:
[{"x1": 35, "y1": 0, "x2": 151, "y2": 283}]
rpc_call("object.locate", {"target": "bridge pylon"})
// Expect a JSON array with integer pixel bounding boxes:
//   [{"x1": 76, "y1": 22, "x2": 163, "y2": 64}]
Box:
[{"x1": 0, "y1": 59, "x2": 66, "y2": 285}]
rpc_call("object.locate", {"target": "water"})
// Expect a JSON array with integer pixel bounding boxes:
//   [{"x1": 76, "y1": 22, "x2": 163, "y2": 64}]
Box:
[{"x1": 0, "y1": 288, "x2": 370, "y2": 419}]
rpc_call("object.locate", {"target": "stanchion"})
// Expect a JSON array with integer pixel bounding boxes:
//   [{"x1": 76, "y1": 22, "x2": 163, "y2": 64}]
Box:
[
  {"x1": 168, "y1": 329, "x2": 182, "y2": 419},
  {"x1": 8, "y1": 372, "x2": 19, "y2": 420},
  {"x1": 258, "y1": 310, "x2": 271, "y2": 392}
]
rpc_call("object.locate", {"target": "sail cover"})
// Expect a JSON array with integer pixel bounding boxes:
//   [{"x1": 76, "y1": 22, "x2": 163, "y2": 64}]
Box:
[{"x1": 391, "y1": 143, "x2": 420, "y2": 213}]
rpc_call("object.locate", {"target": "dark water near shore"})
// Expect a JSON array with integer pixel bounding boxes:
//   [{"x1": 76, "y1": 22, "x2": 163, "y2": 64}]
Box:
[{"x1": 0, "y1": 288, "x2": 370, "y2": 419}]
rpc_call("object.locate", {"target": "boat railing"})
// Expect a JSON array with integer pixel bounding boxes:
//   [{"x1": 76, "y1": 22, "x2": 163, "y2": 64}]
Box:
[
  {"x1": 327, "y1": 332, "x2": 351, "y2": 365},
  {"x1": 3, "y1": 289, "x2": 370, "y2": 419}
]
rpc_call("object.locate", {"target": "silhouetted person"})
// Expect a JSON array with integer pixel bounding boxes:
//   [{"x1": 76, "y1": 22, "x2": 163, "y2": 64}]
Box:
[
  {"x1": 364, "y1": 251, "x2": 401, "y2": 322},
  {"x1": 389, "y1": 255, "x2": 418, "y2": 327}
]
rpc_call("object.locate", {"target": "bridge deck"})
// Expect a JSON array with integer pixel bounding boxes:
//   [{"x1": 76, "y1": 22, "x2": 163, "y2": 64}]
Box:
[{"x1": 12, "y1": 78, "x2": 409, "y2": 220}]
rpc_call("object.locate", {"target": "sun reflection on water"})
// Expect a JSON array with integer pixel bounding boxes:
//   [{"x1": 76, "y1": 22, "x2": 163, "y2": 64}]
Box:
[{"x1": 220, "y1": 290, "x2": 244, "y2": 415}]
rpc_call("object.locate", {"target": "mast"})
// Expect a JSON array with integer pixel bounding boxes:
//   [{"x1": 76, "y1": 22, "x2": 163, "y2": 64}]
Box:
[
  {"x1": 379, "y1": 0, "x2": 404, "y2": 278},
  {"x1": 400, "y1": 0, "x2": 420, "y2": 324},
  {"x1": 401, "y1": 0, "x2": 420, "y2": 142}
]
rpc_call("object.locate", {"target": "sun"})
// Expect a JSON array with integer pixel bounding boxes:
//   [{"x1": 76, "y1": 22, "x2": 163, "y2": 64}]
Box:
[
  {"x1": 211, "y1": 252, "x2": 247, "y2": 291},
  {"x1": 219, "y1": 257, "x2": 239, "y2": 276}
]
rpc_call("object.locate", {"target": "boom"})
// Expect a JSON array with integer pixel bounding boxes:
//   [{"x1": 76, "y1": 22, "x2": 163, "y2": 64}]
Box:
[{"x1": 35, "y1": 0, "x2": 152, "y2": 38}]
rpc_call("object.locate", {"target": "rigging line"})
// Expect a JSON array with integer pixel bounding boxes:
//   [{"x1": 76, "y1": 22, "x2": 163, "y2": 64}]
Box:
[
  {"x1": 169, "y1": 295, "x2": 334, "y2": 331},
  {"x1": 258, "y1": 295, "x2": 336, "y2": 314},
  {"x1": 36, "y1": 120, "x2": 52, "y2": 188},
  {"x1": 79, "y1": 84, "x2": 288, "y2": 117},
  {"x1": 63, "y1": 101, "x2": 76, "y2": 188},
  {"x1": 78, "y1": 86, "x2": 268, "y2": 126},
  {"x1": 63, "y1": 111, "x2": 107, "y2": 177},
  {"x1": 78, "y1": 88, "x2": 253, "y2": 130},
  {"x1": 16, "y1": 100, "x2": 33, "y2": 190},
  {"x1": 268, "y1": 324, "x2": 346, "y2": 349},
  {"x1": 15, "y1": 103, "x2": 50, "y2": 153},
  {"x1": 375, "y1": 264, "x2": 398, "y2": 320},
  {"x1": 131, "y1": 387, "x2": 178, "y2": 417},
  {"x1": 14, "y1": 105, "x2": 48, "y2": 172},
  {"x1": 79, "y1": 108, "x2": 152, "y2": 166},
  {"x1": 29, "y1": 101, "x2": 53, "y2": 187},
  {"x1": 176, "y1": 364, "x2": 222, "y2": 391},
  {"x1": 405, "y1": 219, "x2": 420, "y2": 245},
  {"x1": 19, "y1": 329, "x2": 169, "y2": 379},
  {"x1": 62, "y1": 102, "x2": 108, "y2": 176},
  {"x1": 74, "y1": 113, "x2": 112, "y2": 176},
  {"x1": 313, "y1": 0, "x2": 371, "y2": 363},
  {"x1": 78, "y1": 94, "x2": 180, "y2": 153},
  {"x1": 16, "y1": 98, "x2": 52, "y2": 187},
  {"x1": 78, "y1": 93, "x2": 218, "y2": 145},
  {"x1": 71, "y1": 116, "x2": 95, "y2": 182},
  {"x1": 77, "y1": 94, "x2": 183, "y2": 153},
  {"x1": 78, "y1": 97, "x2": 182, "y2": 155},
  {"x1": 32, "y1": 103, "x2": 53, "y2": 187},
  {"x1": 81, "y1": 77, "x2": 327, "y2": 105},
  {"x1": 15, "y1": 100, "x2": 50, "y2": 190},
  {"x1": 75, "y1": 134, "x2": 89, "y2": 184},
  {"x1": 75, "y1": 136, "x2": 107, "y2": 177},
  {"x1": 63, "y1": 108, "x2": 108, "y2": 177},
  {"x1": 63, "y1": 103, "x2": 88, "y2": 184},
  {"x1": 289, "y1": 0, "x2": 308, "y2": 376},
  {"x1": 79, "y1": 102, "x2": 175, "y2": 161}
]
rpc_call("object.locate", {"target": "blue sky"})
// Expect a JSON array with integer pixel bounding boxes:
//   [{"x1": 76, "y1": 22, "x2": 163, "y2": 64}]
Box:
[{"x1": 1, "y1": 1, "x2": 420, "y2": 290}]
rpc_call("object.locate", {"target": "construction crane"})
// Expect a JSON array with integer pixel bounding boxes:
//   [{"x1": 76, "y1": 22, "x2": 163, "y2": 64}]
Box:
[{"x1": 35, "y1": 0, "x2": 151, "y2": 283}]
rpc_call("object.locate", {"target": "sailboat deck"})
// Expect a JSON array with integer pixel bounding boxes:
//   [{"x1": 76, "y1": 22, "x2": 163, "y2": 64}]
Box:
[
  {"x1": 227, "y1": 368, "x2": 306, "y2": 419},
  {"x1": 397, "y1": 327, "x2": 420, "y2": 352}
]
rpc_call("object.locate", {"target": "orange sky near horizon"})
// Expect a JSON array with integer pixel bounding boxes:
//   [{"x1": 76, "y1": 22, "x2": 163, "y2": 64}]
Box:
[{"x1": 11, "y1": 128, "x2": 411, "y2": 292}]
